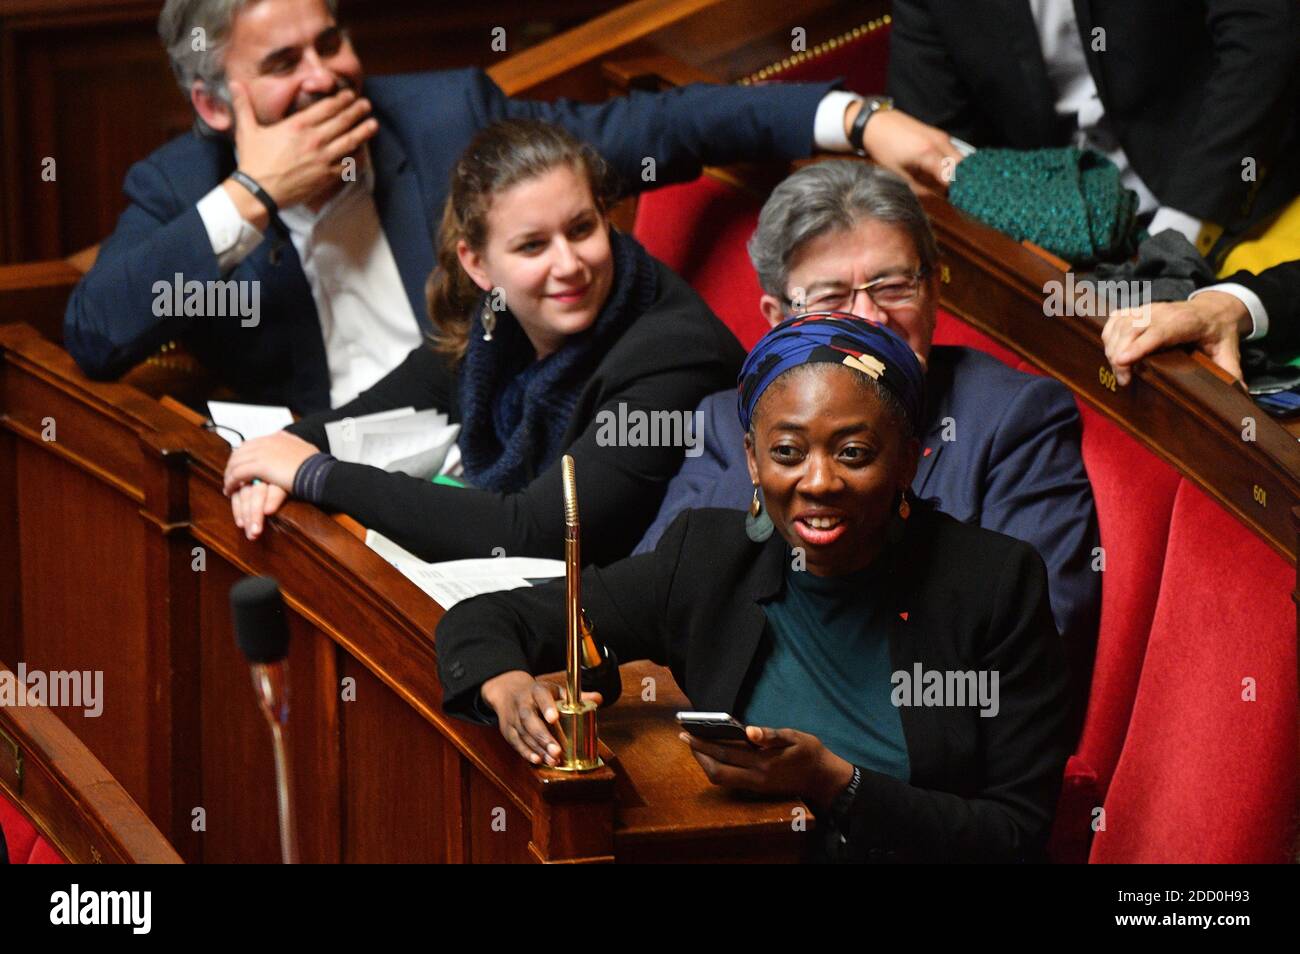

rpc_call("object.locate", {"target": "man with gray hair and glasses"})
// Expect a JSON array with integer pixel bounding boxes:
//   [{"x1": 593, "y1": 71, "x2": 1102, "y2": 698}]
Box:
[
  {"x1": 637, "y1": 161, "x2": 1099, "y2": 721},
  {"x1": 64, "y1": 0, "x2": 959, "y2": 414}
]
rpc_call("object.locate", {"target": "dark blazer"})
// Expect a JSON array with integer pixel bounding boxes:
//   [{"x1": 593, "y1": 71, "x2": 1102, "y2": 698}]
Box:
[
  {"x1": 636, "y1": 345, "x2": 1100, "y2": 706},
  {"x1": 285, "y1": 254, "x2": 745, "y2": 565},
  {"x1": 438, "y1": 502, "x2": 1072, "y2": 863},
  {"x1": 63, "y1": 69, "x2": 833, "y2": 413},
  {"x1": 1228, "y1": 259, "x2": 1300, "y2": 353},
  {"x1": 888, "y1": 0, "x2": 1300, "y2": 231}
]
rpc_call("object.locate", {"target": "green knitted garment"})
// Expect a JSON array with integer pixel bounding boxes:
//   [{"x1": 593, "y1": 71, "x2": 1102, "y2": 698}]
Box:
[{"x1": 949, "y1": 147, "x2": 1139, "y2": 266}]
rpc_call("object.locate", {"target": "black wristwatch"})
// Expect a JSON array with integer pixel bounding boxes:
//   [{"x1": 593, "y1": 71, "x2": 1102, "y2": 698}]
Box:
[
  {"x1": 229, "y1": 169, "x2": 279, "y2": 220},
  {"x1": 849, "y1": 96, "x2": 894, "y2": 156},
  {"x1": 830, "y1": 765, "x2": 864, "y2": 829}
]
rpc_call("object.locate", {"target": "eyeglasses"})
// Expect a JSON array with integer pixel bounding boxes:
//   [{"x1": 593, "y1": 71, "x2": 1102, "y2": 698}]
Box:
[{"x1": 785, "y1": 268, "x2": 930, "y2": 316}]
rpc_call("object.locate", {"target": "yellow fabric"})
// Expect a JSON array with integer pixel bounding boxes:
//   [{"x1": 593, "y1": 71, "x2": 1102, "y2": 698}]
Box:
[{"x1": 1215, "y1": 193, "x2": 1300, "y2": 277}]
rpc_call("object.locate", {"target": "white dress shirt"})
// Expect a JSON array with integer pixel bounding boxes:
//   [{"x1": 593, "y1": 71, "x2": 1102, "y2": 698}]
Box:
[
  {"x1": 197, "y1": 149, "x2": 422, "y2": 407},
  {"x1": 196, "y1": 95, "x2": 858, "y2": 406},
  {"x1": 1028, "y1": 0, "x2": 1202, "y2": 243}
]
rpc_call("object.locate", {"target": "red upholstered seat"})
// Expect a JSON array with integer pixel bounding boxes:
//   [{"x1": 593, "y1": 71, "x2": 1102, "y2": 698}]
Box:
[
  {"x1": 0, "y1": 790, "x2": 65, "y2": 864},
  {"x1": 634, "y1": 178, "x2": 767, "y2": 347},
  {"x1": 1072, "y1": 407, "x2": 1180, "y2": 792},
  {"x1": 744, "y1": 18, "x2": 892, "y2": 96},
  {"x1": 1091, "y1": 480, "x2": 1298, "y2": 862}
]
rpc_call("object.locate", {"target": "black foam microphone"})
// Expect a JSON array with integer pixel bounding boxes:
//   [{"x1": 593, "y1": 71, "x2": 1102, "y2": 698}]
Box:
[{"x1": 229, "y1": 576, "x2": 299, "y2": 864}]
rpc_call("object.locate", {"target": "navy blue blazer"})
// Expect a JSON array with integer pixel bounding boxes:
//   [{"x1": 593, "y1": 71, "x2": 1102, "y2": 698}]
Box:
[
  {"x1": 636, "y1": 345, "x2": 1100, "y2": 694},
  {"x1": 64, "y1": 69, "x2": 834, "y2": 413}
]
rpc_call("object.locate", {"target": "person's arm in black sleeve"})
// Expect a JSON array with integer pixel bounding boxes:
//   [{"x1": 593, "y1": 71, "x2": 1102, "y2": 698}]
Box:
[
  {"x1": 63, "y1": 157, "x2": 245, "y2": 380},
  {"x1": 284, "y1": 343, "x2": 454, "y2": 450},
  {"x1": 437, "y1": 508, "x2": 693, "y2": 721},
  {"x1": 463, "y1": 70, "x2": 836, "y2": 197},
  {"x1": 1229, "y1": 260, "x2": 1300, "y2": 354},
  {"x1": 837, "y1": 543, "x2": 1071, "y2": 862},
  {"x1": 886, "y1": 0, "x2": 981, "y2": 142},
  {"x1": 1159, "y1": 1, "x2": 1300, "y2": 224},
  {"x1": 312, "y1": 355, "x2": 724, "y2": 563}
]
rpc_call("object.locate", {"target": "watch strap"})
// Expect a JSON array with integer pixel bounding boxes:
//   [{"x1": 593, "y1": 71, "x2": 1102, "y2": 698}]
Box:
[
  {"x1": 849, "y1": 96, "x2": 895, "y2": 155},
  {"x1": 229, "y1": 169, "x2": 279, "y2": 221}
]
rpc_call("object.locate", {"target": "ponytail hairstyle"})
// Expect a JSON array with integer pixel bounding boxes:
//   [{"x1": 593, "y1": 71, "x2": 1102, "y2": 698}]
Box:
[{"x1": 427, "y1": 118, "x2": 614, "y2": 361}]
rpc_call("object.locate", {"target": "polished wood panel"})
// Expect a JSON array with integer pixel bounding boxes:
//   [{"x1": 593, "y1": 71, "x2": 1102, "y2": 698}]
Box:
[
  {"x1": 339, "y1": 656, "x2": 447, "y2": 863},
  {"x1": 16, "y1": 443, "x2": 151, "y2": 803}
]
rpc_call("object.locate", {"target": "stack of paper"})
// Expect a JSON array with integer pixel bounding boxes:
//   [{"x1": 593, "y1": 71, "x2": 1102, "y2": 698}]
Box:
[
  {"x1": 324, "y1": 407, "x2": 461, "y2": 479},
  {"x1": 366, "y1": 530, "x2": 563, "y2": 608},
  {"x1": 207, "y1": 401, "x2": 295, "y2": 447}
]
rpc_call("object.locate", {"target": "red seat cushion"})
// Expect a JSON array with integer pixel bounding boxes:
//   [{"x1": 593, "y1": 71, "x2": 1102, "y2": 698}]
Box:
[
  {"x1": 1091, "y1": 480, "x2": 1298, "y2": 862},
  {"x1": 27, "y1": 839, "x2": 66, "y2": 864},
  {"x1": 633, "y1": 177, "x2": 767, "y2": 347},
  {"x1": 1072, "y1": 405, "x2": 1181, "y2": 794},
  {"x1": 0, "y1": 789, "x2": 64, "y2": 864}
]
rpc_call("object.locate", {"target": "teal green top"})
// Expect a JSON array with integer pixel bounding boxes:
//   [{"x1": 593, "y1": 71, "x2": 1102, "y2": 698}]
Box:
[{"x1": 739, "y1": 561, "x2": 910, "y2": 781}]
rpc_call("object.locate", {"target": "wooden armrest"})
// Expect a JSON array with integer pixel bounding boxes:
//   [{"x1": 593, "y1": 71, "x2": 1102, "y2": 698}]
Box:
[
  {"x1": 0, "y1": 258, "x2": 85, "y2": 341},
  {"x1": 603, "y1": 54, "x2": 720, "y2": 91},
  {"x1": 159, "y1": 395, "x2": 369, "y2": 541}
]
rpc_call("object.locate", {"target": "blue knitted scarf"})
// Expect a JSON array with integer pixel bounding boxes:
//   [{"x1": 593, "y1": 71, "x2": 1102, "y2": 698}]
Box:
[{"x1": 457, "y1": 228, "x2": 658, "y2": 493}]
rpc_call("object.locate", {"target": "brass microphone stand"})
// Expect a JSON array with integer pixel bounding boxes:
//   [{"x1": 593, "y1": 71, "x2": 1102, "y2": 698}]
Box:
[{"x1": 554, "y1": 454, "x2": 602, "y2": 771}]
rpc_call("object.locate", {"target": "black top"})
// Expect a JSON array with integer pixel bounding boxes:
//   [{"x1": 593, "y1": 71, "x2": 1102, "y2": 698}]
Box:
[
  {"x1": 1230, "y1": 260, "x2": 1300, "y2": 354},
  {"x1": 437, "y1": 500, "x2": 1071, "y2": 863},
  {"x1": 286, "y1": 260, "x2": 744, "y2": 565}
]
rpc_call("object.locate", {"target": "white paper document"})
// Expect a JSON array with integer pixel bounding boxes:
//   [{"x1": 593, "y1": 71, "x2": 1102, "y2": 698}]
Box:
[
  {"x1": 324, "y1": 407, "x2": 460, "y2": 479},
  {"x1": 365, "y1": 530, "x2": 563, "y2": 608},
  {"x1": 207, "y1": 401, "x2": 295, "y2": 447}
]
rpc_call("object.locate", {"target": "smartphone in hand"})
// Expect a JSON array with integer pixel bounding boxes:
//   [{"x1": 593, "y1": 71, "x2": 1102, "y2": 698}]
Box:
[{"x1": 676, "y1": 711, "x2": 754, "y2": 744}]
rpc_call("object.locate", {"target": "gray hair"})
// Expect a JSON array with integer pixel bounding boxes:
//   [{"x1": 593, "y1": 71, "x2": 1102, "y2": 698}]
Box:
[
  {"x1": 747, "y1": 161, "x2": 939, "y2": 300},
  {"x1": 157, "y1": 0, "x2": 339, "y2": 136}
]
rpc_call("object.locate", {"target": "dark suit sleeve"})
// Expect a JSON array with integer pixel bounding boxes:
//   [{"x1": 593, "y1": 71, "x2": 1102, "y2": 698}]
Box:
[
  {"x1": 839, "y1": 542, "x2": 1070, "y2": 862},
  {"x1": 1158, "y1": 1, "x2": 1300, "y2": 223},
  {"x1": 978, "y1": 376, "x2": 1099, "y2": 678},
  {"x1": 886, "y1": 0, "x2": 982, "y2": 142},
  {"x1": 63, "y1": 157, "x2": 244, "y2": 380},
  {"x1": 437, "y1": 509, "x2": 692, "y2": 721},
  {"x1": 1225, "y1": 260, "x2": 1300, "y2": 353},
  {"x1": 467, "y1": 70, "x2": 836, "y2": 196},
  {"x1": 633, "y1": 391, "x2": 734, "y2": 554},
  {"x1": 310, "y1": 332, "x2": 736, "y2": 565},
  {"x1": 284, "y1": 344, "x2": 454, "y2": 450}
]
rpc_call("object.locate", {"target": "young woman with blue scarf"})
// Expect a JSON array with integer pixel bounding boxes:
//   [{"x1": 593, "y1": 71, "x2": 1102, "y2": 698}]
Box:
[{"x1": 221, "y1": 119, "x2": 743, "y2": 564}]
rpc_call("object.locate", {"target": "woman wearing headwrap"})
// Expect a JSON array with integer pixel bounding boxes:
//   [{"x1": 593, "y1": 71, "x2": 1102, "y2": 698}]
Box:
[{"x1": 437, "y1": 314, "x2": 1071, "y2": 863}]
